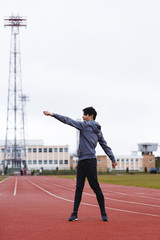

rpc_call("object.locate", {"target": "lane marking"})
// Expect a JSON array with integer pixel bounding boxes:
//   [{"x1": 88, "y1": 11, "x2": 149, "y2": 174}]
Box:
[
  {"x1": 59, "y1": 178, "x2": 160, "y2": 200},
  {"x1": 102, "y1": 189, "x2": 160, "y2": 201},
  {"x1": 26, "y1": 178, "x2": 160, "y2": 218},
  {"x1": 26, "y1": 178, "x2": 73, "y2": 203},
  {"x1": 103, "y1": 184, "x2": 160, "y2": 194},
  {"x1": 135, "y1": 193, "x2": 145, "y2": 195},
  {"x1": 104, "y1": 195, "x2": 160, "y2": 208},
  {"x1": 13, "y1": 177, "x2": 17, "y2": 196},
  {"x1": 39, "y1": 180, "x2": 160, "y2": 209}
]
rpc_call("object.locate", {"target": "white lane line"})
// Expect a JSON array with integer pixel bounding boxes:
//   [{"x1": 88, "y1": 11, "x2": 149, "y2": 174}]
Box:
[
  {"x1": 0, "y1": 177, "x2": 10, "y2": 184},
  {"x1": 74, "y1": 182, "x2": 160, "y2": 200},
  {"x1": 40, "y1": 180, "x2": 160, "y2": 209},
  {"x1": 26, "y1": 178, "x2": 73, "y2": 203},
  {"x1": 135, "y1": 193, "x2": 145, "y2": 195},
  {"x1": 104, "y1": 195, "x2": 160, "y2": 208},
  {"x1": 102, "y1": 189, "x2": 160, "y2": 201},
  {"x1": 13, "y1": 177, "x2": 17, "y2": 196},
  {"x1": 26, "y1": 178, "x2": 160, "y2": 218}
]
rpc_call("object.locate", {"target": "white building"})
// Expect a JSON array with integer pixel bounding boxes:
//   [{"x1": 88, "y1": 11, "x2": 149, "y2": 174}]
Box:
[
  {"x1": 115, "y1": 151, "x2": 142, "y2": 171},
  {"x1": 0, "y1": 140, "x2": 70, "y2": 171}
]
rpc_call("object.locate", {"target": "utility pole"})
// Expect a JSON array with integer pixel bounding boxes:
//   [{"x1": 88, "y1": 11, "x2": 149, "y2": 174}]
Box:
[{"x1": 3, "y1": 15, "x2": 27, "y2": 175}]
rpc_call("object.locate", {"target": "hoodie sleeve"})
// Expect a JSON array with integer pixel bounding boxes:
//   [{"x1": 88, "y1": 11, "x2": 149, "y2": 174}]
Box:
[
  {"x1": 53, "y1": 113, "x2": 86, "y2": 130},
  {"x1": 98, "y1": 133, "x2": 116, "y2": 162}
]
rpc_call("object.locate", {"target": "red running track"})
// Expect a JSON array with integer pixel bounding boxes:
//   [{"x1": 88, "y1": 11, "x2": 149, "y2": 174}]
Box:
[{"x1": 0, "y1": 176, "x2": 160, "y2": 240}]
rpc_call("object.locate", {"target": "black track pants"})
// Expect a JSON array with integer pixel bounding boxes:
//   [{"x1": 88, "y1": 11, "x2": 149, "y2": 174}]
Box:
[{"x1": 73, "y1": 158, "x2": 106, "y2": 214}]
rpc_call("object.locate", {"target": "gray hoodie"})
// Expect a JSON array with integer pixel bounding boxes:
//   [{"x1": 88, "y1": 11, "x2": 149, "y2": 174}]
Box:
[{"x1": 53, "y1": 113, "x2": 116, "y2": 162}]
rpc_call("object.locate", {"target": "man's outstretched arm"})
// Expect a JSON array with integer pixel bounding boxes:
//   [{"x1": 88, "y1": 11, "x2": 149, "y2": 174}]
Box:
[{"x1": 43, "y1": 111, "x2": 85, "y2": 130}]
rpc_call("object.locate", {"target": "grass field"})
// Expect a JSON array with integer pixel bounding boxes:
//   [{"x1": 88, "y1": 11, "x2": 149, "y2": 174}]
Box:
[
  {"x1": 0, "y1": 174, "x2": 160, "y2": 189},
  {"x1": 57, "y1": 174, "x2": 160, "y2": 189},
  {"x1": 0, "y1": 176, "x2": 8, "y2": 182}
]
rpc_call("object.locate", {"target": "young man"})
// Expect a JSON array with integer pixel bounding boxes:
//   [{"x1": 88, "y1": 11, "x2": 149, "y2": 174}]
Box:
[{"x1": 43, "y1": 107, "x2": 117, "y2": 222}]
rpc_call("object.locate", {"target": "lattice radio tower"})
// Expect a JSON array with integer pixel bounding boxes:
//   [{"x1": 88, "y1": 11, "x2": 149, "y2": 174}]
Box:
[{"x1": 3, "y1": 15, "x2": 27, "y2": 174}]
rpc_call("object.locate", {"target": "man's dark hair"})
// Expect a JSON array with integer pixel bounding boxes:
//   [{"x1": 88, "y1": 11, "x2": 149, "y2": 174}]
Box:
[{"x1": 83, "y1": 107, "x2": 97, "y2": 120}]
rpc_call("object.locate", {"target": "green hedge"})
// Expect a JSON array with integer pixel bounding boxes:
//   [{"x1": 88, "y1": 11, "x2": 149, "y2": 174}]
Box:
[{"x1": 39, "y1": 169, "x2": 77, "y2": 175}]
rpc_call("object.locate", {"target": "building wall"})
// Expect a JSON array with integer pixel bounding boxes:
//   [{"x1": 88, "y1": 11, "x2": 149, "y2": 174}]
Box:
[
  {"x1": 70, "y1": 155, "x2": 111, "y2": 171},
  {"x1": 26, "y1": 145, "x2": 70, "y2": 170},
  {"x1": 0, "y1": 141, "x2": 156, "y2": 172},
  {"x1": 0, "y1": 143, "x2": 70, "y2": 171},
  {"x1": 142, "y1": 154, "x2": 156, "y2": 171},
  {"x1": 70, "y1": 153, "x2": 155, "y2": 172},
  {"x1": 115, "y1": 155, "x2": 142, "y2": 171}
]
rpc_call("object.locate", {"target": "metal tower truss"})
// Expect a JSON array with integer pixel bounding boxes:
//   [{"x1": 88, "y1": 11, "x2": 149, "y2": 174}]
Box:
[{"x1": 3, "y1": 15, "x2": 27, "y2": 172}]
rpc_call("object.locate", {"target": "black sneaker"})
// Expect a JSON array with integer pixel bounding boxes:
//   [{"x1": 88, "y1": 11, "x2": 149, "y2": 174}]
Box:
[
  {"x1": 68, "y1": 213, "x2": 78, "y2": 221},
  {"x1": 101, "y1": 213, "x2": 109, "y2": 222}
]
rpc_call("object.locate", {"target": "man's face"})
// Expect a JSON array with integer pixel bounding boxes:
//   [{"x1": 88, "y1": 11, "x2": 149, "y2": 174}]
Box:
[{"x1": 82, "y1": 113, "x2": 93, "y2": 121}]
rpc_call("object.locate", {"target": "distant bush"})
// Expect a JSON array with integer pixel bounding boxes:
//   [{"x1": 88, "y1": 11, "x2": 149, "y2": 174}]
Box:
[{"x1": 39, "y1": 169, "x2": 77, "y2": 175}]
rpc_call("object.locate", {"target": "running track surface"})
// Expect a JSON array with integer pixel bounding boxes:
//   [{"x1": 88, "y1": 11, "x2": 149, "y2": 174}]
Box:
[{"x1": 0, "y1": 176, "x2": 160, "y2": 240}]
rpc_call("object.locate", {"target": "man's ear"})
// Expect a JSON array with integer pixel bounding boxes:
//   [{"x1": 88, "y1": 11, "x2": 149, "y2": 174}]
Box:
[{"x1": 91, "y1": 114, "x2": 94, "y2": 119}]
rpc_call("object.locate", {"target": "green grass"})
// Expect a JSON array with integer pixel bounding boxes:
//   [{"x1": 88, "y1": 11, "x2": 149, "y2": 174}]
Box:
[
  {"x1": 57, "y1": 174, "x2": 160, "y2": 189},
  {"x1": 0, "y1": 176, "x2": 8, "y2": 182},
  {"x1": 1, "y1": 173, "x2": 159, "y2": 189}
]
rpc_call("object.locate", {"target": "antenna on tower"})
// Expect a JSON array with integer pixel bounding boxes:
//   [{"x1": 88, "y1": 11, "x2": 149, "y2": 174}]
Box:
[{"x1": 2, "y1": 15, "x2": 27, "y2": 175}]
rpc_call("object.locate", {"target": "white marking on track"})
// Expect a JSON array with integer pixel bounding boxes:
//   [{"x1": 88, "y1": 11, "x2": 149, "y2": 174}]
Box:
[
  {"x1": 26, "y1": 178, "x2": 160, "y2": 218},
  {"x1": 13, "y1": 177, "x2": 17, "y2": 196},
  {"x1": 102, "y1": 189, "x2": 160, "y2": 201},
  {"x1": 40, "y1": 180, "x2": 160, "y2": 208},
  {"x1": 135, "y1": 193, "x2": 145, "y2": 195},
  {"x1": 27, "y1": 178, "x2": 73, "y2": 203}
]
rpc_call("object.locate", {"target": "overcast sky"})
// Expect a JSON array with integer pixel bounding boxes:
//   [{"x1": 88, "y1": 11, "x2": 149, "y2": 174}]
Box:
[{"x1": 0, "y1": 0, "x2": 160, "y2": 156}]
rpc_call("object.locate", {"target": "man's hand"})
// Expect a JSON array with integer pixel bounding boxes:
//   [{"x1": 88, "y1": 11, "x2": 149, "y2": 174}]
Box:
[
  {"x1": 112, "y1": 161, "x2": 118, "y2": 169},
  {"x1": 43, "y1": 111, "x2": 54, "y2": 117}
]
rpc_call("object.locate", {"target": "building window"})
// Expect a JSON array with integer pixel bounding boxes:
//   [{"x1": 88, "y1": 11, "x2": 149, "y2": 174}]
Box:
[
  {"x1": 149, "y1": 159, "x2": 153, "y2": 162},
  {"x1": 1, "y1": 148, "x2": 5, "y2": 152},
  {"x1": 59, "y1": 148, "x2": 63, "y2": 152},
  {"x1": 33, "y1": 148, "x2": 37, "y2": 153},
  {"x1": 39, "y1": 148, "x2": 42, "y2": 153},
  {"x1": 54, "y1": 160, "x2": 58, "y2": 164},
  {"x1": 136, "y1": 159, "x2": 138, "y2": 162},
  {"x1": 49, "y1": 148, "x2": 52, "y2": 152},
  {"x1": 7, "y1": 160, "x2": 10, "y2": 165},
  {"x1": 97, "y1": 159, "x2": 101, "y2": 163},
  {"x1": 33, "y1": 160, "x2": 37, "y2": 164},
  {"x1": 44, "y1": 148, "x2": 47, "y2": 153},
  {"x1": 64, "y1": 160, "x2": 68, "y2": 164},
  {"x1": 49, "y1": 160, "x2": 53, "y2": 164},
  {"x1": 131, "y1": 159, "x2": 133, "y2": 162},
  {"x1": 28, "y1": 148, "x2": 32, "y2": 153},
  {"x1": 126, "y1": 159, "x2": 129, "y2": 162},
  {"x1": 54, "y1": 148, "x2": 57, "y2": 152},
  {"x1": 44, "y1": 160, "x2": 47, "y2": 164},
  {"x1": 121, "y1": 159, "x2": 124, "y2": 162},
  {"x1": 59, "y1": 160, "x2": 63, "y2": 164},
  {"x1": 64, "y1": 148, "x2": 68, "y2": 152},
  {"x1": 38, "y1": 160, "x2": 42, "y2": 164},
  {"x1": 28, "y1": 160, "x2": 32, "y2": 164}
]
